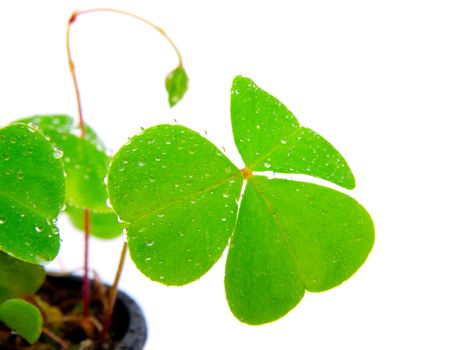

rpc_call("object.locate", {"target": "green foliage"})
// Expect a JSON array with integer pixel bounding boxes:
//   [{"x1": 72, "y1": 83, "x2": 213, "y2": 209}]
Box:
[
  {"x1": 0, "y1": 252, "x2": 45, "y2": 304},
  {"x1": 16, "y1": 115, "x2": 122, "y2": 239},
  {"x1": 108, "y1": 76, "x2": 374, "y2": 324},
  {"x1": 108, "y1": 125, "x2": 242, "y2": 284},
  {"x1": 231, "y1": 76, "x2": 355, "y2": 189},
  {"x1": 165, "y1": 66, "x2": 189, "y2": 107},
  {"x1": 0, "y1": 299, "x2": 43, "y2": 344},
  {"x1": 225, "y1": 177, "x2": 374, "y2": 324},
  {"x1": 0, "y1": 123, "x2": 65, "y2": 264}
]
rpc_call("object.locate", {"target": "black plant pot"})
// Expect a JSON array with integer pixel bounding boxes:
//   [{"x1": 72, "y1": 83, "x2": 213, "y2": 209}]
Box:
[{"x1": 44, "y1": 274, "x2": 147, "y2": 350}]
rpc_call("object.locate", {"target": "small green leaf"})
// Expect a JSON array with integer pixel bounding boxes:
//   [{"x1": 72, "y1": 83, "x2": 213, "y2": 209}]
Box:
[
  {"x1": 66, "y1": 204, "x2": 124, "y2": 239},
  {"x1": 16, "y1": 115, "x2": 111, "y2": 212},
  {"x1": 225, "y1": 176, "x2": 374, "y2": 324},
  {"x1": 165, "y1": 66, "x2": 189, "y2": 107},
  {"x1": 0, "y1": 123, "x2": 65, "y2": 264},
  {"x1": 231, "y1": 76, "x2": 355, "y2": 189},
  {"x1": 0, "y1": 299, "x2": 43, "y2": 344},
  {"x1": 108, "y1": 125, "x2": 242, "y2": 285},
  {"x1": 0, "y1": 252, "x2": 45, "y2": 304}
]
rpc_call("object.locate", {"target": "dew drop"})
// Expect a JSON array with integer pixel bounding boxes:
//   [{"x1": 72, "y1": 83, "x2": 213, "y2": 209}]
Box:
[
  {"x1": 146, "y1": 241, "x2": 155, "y2": 247},
  {"x1": 28, "y1": 122, "x2": 39, "y2": 130},
  {"x1": 17, "y1": 171, "x2": 24, "y2": 180},
  {"x1": 35, "y1": 225, "x2": 44, "y2": 233},
  {"x1": 280, "y1": 139, "x2": 287, "y2": 144},
  {"x1": 106, "y1": 198, "x2": 113, "y2": 208},
  {"x1": 138, "y1": 161, "x2": 146, "y2": 167},
  {"x1": 0, "y1": 218, "x2": 6, "y2": 224},
  {"x1": 3, "y1": 153, "x2": 10, "y2": 161},
  {"x1": 157, "y1": 213, "x2": 165, "y2": 218},
  {"x1": 264, "y1": 161, "x2": 272, "y2": 169},
  {"x1": 145, "y1": 257, "x2": 152, "y2": 261},
  {"x1": 9, "y1": 137, "x2": 17, "y2": 144},
  {"x1": 53, "y1": 147, "x2": 64, "y2": 159},
  {"x1": 118, "y1": 166, "x2": 125, "y2": 172},
  {"x1": 222, "y1": 193, "x2": 230, "y2": 198}
]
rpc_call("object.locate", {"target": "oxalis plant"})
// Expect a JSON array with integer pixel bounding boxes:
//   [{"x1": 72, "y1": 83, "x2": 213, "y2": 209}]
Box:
[{"x1": 0, "y1": 7, "x2": 374, "y2": 349}]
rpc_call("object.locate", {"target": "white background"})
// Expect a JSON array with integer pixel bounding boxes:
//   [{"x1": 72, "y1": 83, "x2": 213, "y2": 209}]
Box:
[{"x1": 1, "y1": 0, "x2": 467, "y2": 349}]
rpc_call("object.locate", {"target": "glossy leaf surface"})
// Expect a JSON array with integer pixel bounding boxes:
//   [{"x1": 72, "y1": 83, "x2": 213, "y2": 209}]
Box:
[
  {"x1": 225, "y1": 177, "x2": 374, "y2": 324},
  {"x1": 16, "y1": 115, "x2": 110, "y2": 211},
  {"x1": 108, "y1": 125, "x2": 242, "y2": 285},
  {"x1": 165, "y1": 66, "x2": 189, "y2": 107},
  {"x1": 231, "y1": 76, "x2": 355, "y2": 189},
  {"x1": 16, "y1": 115, "x2": 121, "y2": 238},
  {"x1": 0, "y1": 252, "x2": 45, "y2": 304},
  {"x1": 0, "y1": 124, "x2": 64, "y2": 264},
  {"x1": 0, "y1": 299, "x2": 43, "y2": 344},
  {"x1": 108, "y1": 76, "x2": 374, "y2": 324}
]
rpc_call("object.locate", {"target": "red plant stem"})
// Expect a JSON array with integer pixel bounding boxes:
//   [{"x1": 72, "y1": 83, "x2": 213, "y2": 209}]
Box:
[
  {"x1": 100, "y1": 241, "x2": 128, "y2": 340},
  {"x1": 66, "y1": 6, "x2": 185, "y2": 331},
  {"x1": 82, "y1": 208, "x2": 91, "y2": 318},
  {"x1": 67, "y1": 12, "x2": 91, "y2": 320}
]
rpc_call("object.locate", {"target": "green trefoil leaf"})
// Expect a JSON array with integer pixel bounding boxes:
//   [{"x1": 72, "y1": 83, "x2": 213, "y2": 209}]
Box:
[{"x1": 108, "y1": 75, "x2": 375, "y2": 325}]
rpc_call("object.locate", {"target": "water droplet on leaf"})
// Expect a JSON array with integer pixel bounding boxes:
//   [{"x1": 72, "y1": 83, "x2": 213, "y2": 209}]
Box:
[{"x1": 53, "y1": 147, "x2": 63, "y2": 159}]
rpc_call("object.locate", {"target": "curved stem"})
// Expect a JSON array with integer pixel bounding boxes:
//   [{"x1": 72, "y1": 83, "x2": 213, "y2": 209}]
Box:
[
  {"x1": 42, "y1": 327, "x2": 69, "y2": 349},
  {"x1": 70, "y1": 8, "x2": 183, "y2": 66},
  {"x1": 66, "y1": 7, "x2": 185, "y2": 134},
  {"x1": 66, "y1": 6, "x2": 184, "y2": 332},
  {"x1": 100, "y1": 240, "x2": 128, "y2": 340}
]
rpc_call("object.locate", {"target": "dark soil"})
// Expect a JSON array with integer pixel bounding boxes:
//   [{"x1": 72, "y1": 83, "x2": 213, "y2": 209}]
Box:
[{"x1": 0, "y1": 274, "x2": 129, "y2": 350}]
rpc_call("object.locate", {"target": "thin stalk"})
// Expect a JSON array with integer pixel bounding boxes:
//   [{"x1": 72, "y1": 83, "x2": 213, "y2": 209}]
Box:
[
  {"x1": 82, "y1": 209, "x2": 91, "y2": 318},
  {"x1": 67, "y1": 8, "x2": 183, "y2": 70},
  {"x1": 42, "y1": 327, "x2": 69, "y2": 349},
  {"x1": 100, "y1": 241, "x2": 128, "y2": 340},
  {"x1": 67, "y1": 13, "x2": 91, "y2": 319},
  {"x1": 66, "y1": 7, "x2": 185, "y2": 337}
]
